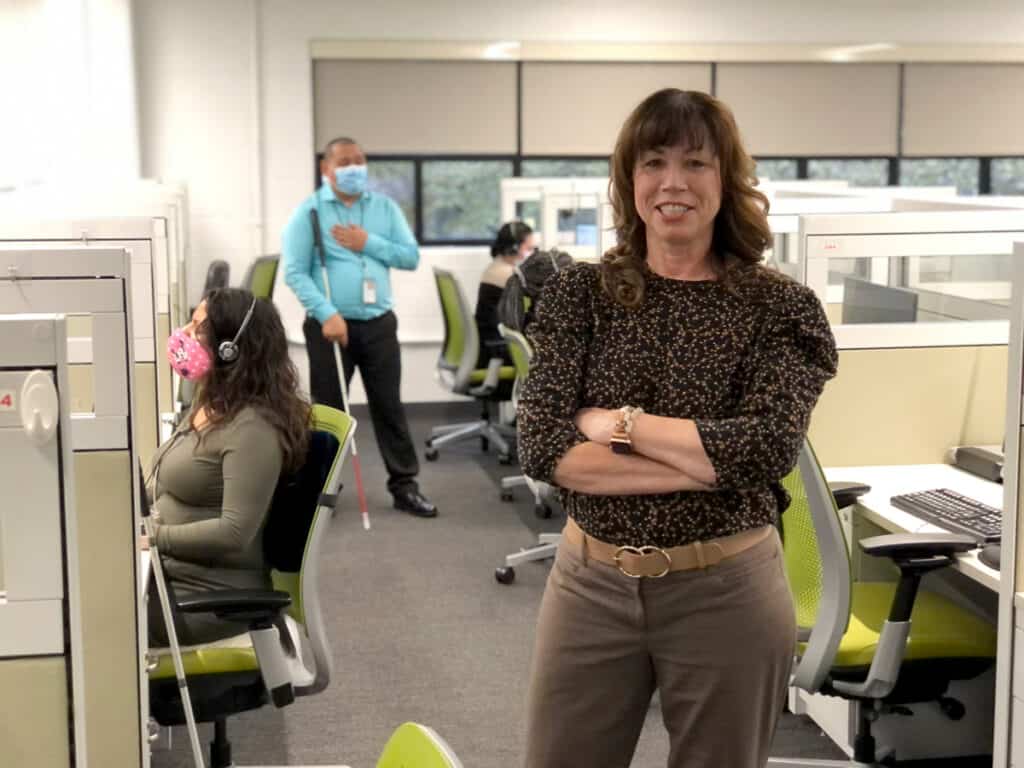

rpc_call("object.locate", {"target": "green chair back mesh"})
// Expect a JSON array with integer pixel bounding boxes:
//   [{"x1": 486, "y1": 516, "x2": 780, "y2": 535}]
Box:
[
  {"x1": 434, "y1": 270, "x2": 466, "y2": 367},
  {"x1": 502, "y1": 327, "x2": 532, "y2": 380},
  {"x1": 377, "y1": 722, "x2": 463, "y2": 768},
  {"x1": 270, "y1": 404, "x2": 353, "y2": 625},
  {"x1": 780, "y1": 443, "x2": 851, "y2": 636},
  {"x1": 248, "y1": 256, "x2": 279, "y2": 300}
]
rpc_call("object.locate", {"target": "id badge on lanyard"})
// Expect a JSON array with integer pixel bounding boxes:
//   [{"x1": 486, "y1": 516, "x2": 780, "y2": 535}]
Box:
[{"x1": 362, "y1": 274, "x2": 377, "y2": 305}]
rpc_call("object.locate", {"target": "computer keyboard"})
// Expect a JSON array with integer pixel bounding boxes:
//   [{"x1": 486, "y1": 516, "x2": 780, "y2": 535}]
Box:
[{"x1": 889, "y1": 488, "x2": 1002, "y2": 543}]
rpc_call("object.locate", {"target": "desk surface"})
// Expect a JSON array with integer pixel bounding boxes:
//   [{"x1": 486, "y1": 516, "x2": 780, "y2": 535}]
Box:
[{"x1": 824, "y1": 463, "x2": 1002, "y2": 592}]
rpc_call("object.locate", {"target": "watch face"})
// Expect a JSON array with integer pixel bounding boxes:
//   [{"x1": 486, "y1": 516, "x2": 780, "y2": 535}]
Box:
[{"x1": 610, "y1": 435, "x2": 632, "y2": 454}]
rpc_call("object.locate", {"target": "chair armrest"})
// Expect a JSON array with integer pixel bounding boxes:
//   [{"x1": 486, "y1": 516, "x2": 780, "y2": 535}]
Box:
[
  {"x1": 828, "y1": 481, "x2": 871, "y2": 509},
  {"x1": 830, "y1": 531, "x2": 978, "y2": 701},
  {"x1": 176, "y1": 589, "x2": 292, "y2": 624},
  {"x1": 469, "y1": 357, "x2": 504, "y2": 397},
  {"x1": 860, "y1": 532, "x2": 977, "y2": 626},
  {"x1": 860, "y1": 532, "x2": 978, "y2": 562}
]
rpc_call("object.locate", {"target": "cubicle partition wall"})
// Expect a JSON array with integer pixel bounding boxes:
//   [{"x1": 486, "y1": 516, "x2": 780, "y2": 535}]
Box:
[
  {"x1": 0, "y1": 250, "x2": 145, "y2": 767},
  {"x1": 0, "y1": 181, "x2": 190, "y2": 329},
  {"x1": 995, "y1": 240, "x2": 1024, "y2": 767},
  {"x1": 500, "y1": 177, "x2": 609, "y2": 261},
  {"x1": 0, "y1": 314, "x2": 79, "y2": 768},
  {"x1": 0, "y1": 218, "x2": 173, "y2": 463},
  {"x1": 801, "y1": 210, "x2": 1024, "y2": 469}
]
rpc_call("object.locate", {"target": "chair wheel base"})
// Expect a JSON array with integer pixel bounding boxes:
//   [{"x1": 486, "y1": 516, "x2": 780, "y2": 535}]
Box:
[
  {"x1": 495, "y1": 567, "x2": 515, "y2": 584},
  {"x1": 500, "y1": 490, "x2": 514, "y2": 502}
]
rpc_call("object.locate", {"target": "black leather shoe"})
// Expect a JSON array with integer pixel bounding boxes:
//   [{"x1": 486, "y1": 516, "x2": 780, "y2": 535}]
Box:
[{"x1": 393, "y1": 490, "x2": 438, "y2": 518}]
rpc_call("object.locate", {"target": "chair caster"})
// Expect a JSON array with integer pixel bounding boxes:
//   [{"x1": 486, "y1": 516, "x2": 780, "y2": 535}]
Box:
[
  {"x1": 501, "y1": 490, "x2": 514, "y2": 502},
  {"x1": 425, "y1": 447, "x2": 439, "y2": 462},
  {"x1": 495, "y1": 567, "x2": 515, "y2": 585},
  {"x1": 535, "y1": 503, "x2": 553, "y2": 519},
  {"x1": 498, "y1": 453, "x2": 515, "y2": 465},
  {"x1": 939, "y1": 696, "x2": 966, "y2": 721}
]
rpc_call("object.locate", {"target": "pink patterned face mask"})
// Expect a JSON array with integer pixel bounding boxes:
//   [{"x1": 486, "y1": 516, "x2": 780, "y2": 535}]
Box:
[{"x1": 166, "y1": 329, "x2": 213, "y2": 381}]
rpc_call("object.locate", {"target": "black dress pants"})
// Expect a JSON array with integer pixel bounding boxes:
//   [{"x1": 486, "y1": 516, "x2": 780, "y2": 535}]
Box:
[{"x1": 303, "y1": 312, "x2": 419, "y2": 495}]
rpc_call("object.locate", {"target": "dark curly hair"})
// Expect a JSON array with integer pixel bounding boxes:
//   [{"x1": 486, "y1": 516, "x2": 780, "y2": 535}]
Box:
[
  {"x1": 602, "y1": 88, "x2": 774, "y2": 309},
  {"x1": 192, "y1": 287, "x2": 310, "y2": 473}
]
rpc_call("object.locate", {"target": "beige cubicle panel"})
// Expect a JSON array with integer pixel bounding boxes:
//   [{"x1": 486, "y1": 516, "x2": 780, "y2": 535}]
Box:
[
  {"x1": 0, "y1": 657, "x2": 71, "y2": 767},
  {"x1": 809, "y1": 344, "x2": 1007, "y2": 467},
  {"x1": 157, "y1": 312, "x2": 172, "y2": 416},
  {"x1": 74, "y1": 451, "x2": 141, "y2": 768},
  {"x1": 66, "y1": 362, "x2": 160, "y2": 467}
]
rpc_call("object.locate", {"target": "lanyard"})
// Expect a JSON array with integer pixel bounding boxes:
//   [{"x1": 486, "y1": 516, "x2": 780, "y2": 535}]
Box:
[{"x1": 316, "y1": 194, "x2": 367, "y2": 275}]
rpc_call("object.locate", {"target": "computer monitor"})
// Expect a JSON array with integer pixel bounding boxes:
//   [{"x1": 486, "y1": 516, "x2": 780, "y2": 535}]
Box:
[{"x1": 841, "y1": 276, "x2": 919, "y2": 324}]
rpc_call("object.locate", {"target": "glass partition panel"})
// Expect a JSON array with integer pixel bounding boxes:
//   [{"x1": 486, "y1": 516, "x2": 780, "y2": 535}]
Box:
[
  {"x1": 804, "y1": 235, "x2": 1019, "y2": 348},
  {"x1": 542, "y1": 192, "x2": 602, "y2": 261},
  {"x1": 515, "y1": 200, "x2": 540, "y2": 231}
]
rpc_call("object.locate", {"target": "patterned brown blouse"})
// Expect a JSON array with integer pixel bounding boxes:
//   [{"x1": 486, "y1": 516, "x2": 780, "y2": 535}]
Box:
[{"x1": 517, "y1": 261, "x2": 838, "y2": 549}]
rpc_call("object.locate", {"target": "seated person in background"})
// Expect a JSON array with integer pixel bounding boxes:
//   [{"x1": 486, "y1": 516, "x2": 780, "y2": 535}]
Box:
[
  {"x1": 497, "y1": 247, "x2": 574, "y2": 338},
  {"x1": 475, "y1": 221, "x2": 536, "y2": 367},
  {"x1": 146, "y1": 287, "x2": 311, "y2": 645}
]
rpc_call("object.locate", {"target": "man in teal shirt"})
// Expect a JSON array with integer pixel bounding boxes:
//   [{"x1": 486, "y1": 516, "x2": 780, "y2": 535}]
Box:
[{"x1": 283, "y1": 136, "x2": 437, "y2": 517}]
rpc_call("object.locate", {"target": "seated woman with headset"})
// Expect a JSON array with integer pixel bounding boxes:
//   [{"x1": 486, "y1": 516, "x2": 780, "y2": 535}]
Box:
[
  {"x1": 475, "y1": 221, "x2": 536, "y2": 368},
  {"x1": 146, "y1": 287, "x2": 310, "y2": 645}
]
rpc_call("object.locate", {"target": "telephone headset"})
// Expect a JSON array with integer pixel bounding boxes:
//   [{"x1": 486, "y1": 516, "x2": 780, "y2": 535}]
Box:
[{"x1": 217, "y1": 297, "x2": 257, "y2": 363}]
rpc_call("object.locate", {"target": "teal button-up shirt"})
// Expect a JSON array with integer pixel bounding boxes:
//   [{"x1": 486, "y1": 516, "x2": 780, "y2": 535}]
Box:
[{"x1": 282, "y1": 184, "x2": 419, "y2": 323}]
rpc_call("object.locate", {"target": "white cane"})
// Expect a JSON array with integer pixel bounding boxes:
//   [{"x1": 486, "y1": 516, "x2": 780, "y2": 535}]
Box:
[
  {"x1": 310, "y1": 208, "x2": 371, "y2": 530},
  {"x1": 146, "y1": 516, "x2": 206, "y2": 768}
]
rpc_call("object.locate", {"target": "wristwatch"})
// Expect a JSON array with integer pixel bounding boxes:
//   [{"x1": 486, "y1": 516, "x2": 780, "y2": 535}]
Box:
[{"x1": 610, "y1": 406, "x2": 643, "y2": 455}]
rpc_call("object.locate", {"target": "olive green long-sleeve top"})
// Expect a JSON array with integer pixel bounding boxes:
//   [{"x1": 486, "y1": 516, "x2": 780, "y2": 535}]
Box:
[{"x1": 147, "y1": 407, "x2": 283, "y2": 594}]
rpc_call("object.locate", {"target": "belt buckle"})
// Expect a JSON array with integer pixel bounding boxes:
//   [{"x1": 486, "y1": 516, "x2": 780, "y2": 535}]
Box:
[{"x1": 613, "y1": 545, "x2": 672, "y2": 578}]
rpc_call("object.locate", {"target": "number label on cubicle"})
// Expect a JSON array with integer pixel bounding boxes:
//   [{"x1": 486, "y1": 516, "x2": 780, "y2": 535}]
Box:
[{"x1": 0, "y1": 391, "x2": 14, "y2": 411}]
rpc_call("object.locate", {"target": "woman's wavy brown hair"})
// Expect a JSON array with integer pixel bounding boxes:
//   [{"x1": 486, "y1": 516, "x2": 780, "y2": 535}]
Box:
[
  {"x1": 192, "y1": 287, "x2": 310, "y2": 473},
  {"x1": 602, "y1": 88, "x2": 773, "y2": 308}
]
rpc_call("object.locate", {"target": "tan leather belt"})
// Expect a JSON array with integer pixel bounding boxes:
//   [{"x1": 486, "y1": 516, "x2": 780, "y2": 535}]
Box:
[{"x1": 563, "y1": 517, "x2": 774, "y2": 578}]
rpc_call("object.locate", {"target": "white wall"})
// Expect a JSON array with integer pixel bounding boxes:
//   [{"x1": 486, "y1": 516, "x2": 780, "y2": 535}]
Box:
[
  {"x1": 0, "y1": 0, "x2": 139, "y2": 188},
  {"x1": 135, "y1": 0, "x2": 260, "y2": 303},
  {"x1": 132, "y1": 0, "x2": 1024, "y2": 401}
]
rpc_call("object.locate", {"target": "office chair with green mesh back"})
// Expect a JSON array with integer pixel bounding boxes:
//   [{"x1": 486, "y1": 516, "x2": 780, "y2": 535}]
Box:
[
  {"x1": 768, "y1": 440, "x2": 998, "y2": 767},
  {"x1": 375, "y1": 721, "x2": 464, "y2": 768},
  {"x1": 242, "y1": 255, "x2": 280, "y2": 300},
  {"x1": 495, "y1": 324, "x2": 561, "y2": 585},
  {"x1": 149, "y1": 404, "x2": 355, "y2": 768},
  {"x1": 425, "y1": 267, "x2": 517, "y2": 462}
]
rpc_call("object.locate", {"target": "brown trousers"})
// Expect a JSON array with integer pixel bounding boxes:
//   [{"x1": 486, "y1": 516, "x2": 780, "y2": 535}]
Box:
[{"x1": 524, "y1": 526, "x2": 796, "y2": 768}]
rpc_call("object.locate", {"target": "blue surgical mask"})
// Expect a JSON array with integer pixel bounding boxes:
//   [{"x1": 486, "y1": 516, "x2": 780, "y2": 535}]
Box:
[{"x1": 333, "y1": 164, "x2": 368, "y2": 196}]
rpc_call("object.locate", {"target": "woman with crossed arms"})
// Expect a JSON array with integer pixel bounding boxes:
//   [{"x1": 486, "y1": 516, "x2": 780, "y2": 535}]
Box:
[{"x1": 517, "y1": 89, "x2": 838, "y2": 768}]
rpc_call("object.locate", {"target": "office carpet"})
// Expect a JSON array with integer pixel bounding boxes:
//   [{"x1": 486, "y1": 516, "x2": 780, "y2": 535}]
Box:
[{"x1": 151, "y1": 403, "x2": 856, "y2": 768}]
